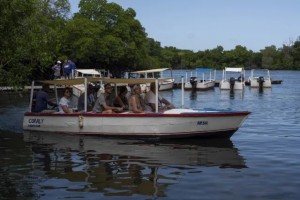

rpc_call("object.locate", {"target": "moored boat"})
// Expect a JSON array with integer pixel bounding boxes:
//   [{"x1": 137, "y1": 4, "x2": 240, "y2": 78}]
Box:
[
  {"x1": 248, "y1": 69, "x2": 272, "y2": 88},
  {"x1": 127, "y1": 68, "x2": 174, "y2": 91},
  {"x1": 184, "y1": 68, "x2": 216, "y2": 90},
  {"x1": 219, "y1": 67, "x2": 246, "y2": 90},
  {"x1": 72, "y1": 69, "x2": 109, "y2": 97},
  {"x1": 23, "y1": 78, "x2": 250, "y2": 139}
]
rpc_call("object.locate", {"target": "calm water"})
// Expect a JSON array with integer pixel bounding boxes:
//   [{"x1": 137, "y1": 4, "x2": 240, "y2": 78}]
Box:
[{"x1": 1, "y1": 70, "x2": 300, "y2": 200}]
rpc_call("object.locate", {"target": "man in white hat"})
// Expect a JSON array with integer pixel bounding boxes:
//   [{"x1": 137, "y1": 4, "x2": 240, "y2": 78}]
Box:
[{"x1": 52, "y1": 60, "x2": 61, "y2": 79}]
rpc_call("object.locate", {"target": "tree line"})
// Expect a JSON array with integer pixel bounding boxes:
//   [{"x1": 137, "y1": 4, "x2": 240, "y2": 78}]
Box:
[{"x1": 1, "y1": 0, "x2": 299, "y2": 87}]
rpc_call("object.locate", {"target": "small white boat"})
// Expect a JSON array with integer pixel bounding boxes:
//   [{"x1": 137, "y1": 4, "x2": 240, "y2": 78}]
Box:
[
  {"x1": 184, "y1": 68, "x2": 216, "y2": 90},
  {"x1": 72, "y1": 69, "x2": 103, "y2": 97},
  {"x1": 248, "y1": 69, "x2": 272, "y2": 88},
  {"x1": 72, "y1": 69, "x2": 110, "y2": 97},
  {"x1": 23, "y1": 78, "x2": 250, "y2": 139},
  {"x1": 219, "y1": 67, "x2": 245, "y2": 90},
  {"x1": 127, "y1": 68, "x2": 174, "y2": 91}
]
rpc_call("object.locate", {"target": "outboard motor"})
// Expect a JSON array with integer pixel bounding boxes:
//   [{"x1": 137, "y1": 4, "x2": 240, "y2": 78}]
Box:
[
  {"x1": 257, "y1": 76, "x2": 265, "y2": 90},
  {"x1": 190, "y1": 77, "x2": 197, "y2": 89},
  {"x1": 229, "y1": 77, "x2": 236, "y2": 91}
]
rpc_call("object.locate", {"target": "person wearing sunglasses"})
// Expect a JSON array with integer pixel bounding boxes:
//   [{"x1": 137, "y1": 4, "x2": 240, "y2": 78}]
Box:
[{"x1": 58, "y1": 87, "x2": 73, "y2": 113}]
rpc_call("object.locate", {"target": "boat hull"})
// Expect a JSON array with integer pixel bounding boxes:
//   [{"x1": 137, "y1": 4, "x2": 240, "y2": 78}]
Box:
[
  {"x1": 249, "y1": 79, "x2": 272, "y2": 88},
  {"x1": 23, "y1": 110, "x2": 250, "y2": 139},
  {"x1": 158, "y1": 79, "x2": 174, "y2": 91},
  {"x1": 185, "y1": 81, "x2": 215, "y2": 90},
  {"x1": 219, "y1": 80, "x2": 244, "y2": 90},
  {"x1": 248, "y1": 69, "x2": 272, "y2": 88}
]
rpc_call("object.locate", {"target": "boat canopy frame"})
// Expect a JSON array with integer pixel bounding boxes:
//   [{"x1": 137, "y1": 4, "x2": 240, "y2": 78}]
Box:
[{"x1": 30, "y1": 77, "x2": 184, "y2": 113}]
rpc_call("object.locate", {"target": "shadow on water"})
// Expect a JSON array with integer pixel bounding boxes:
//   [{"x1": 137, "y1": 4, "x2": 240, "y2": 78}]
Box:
[
  {"x1": 2, "y1": 131, "x2": 246, "y2": 198},
  {"x1": 220, "y1": 89, "x2": 245, "y2": 101},
  {"x1": 249, "y1": 87, "x2": 272, "y2": 96},
  {"x1": 0, "y1": 131, "x2": 33, "y2": 199},
  {"x1": 189, "y1": 90, "x2": 197, "y2": 100}
]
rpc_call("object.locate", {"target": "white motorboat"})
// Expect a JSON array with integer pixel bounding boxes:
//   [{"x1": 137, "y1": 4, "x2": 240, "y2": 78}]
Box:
[
  {"x1": 72, "y1": 69, "x2": 111, "y2": 97},
  {"x1": 248, "y1": 69, "x2": 272, "y2": 88},
  {"x1": 23, "y1": 77, "x2": 250, "y2": 139},
  {"x1": 127, "y1": 68, "x2": 174, "y2": 91},
  {"x1": 184, "y1": 68, "x2": 216, "y2": 90},
  {"x1": 72, "y1": 69, "x2": 103, "y2": 97},
  {"x1": 219, "y1": 67, "x2": 245, "y2": 90}
]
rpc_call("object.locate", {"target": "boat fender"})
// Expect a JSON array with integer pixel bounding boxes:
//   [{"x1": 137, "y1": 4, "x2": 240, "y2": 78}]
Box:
[{"x1": 79, "y1": 116, "x2": 84, "y2": 128}]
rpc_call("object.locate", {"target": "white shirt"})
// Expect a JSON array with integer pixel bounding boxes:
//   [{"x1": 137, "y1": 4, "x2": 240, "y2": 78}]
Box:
[
  {"x1": 58, "y1": 97, "x2": 71, "y2": 113},
  {"x1": 144, "y1": 91, "x2": 162, "y2": 112}
]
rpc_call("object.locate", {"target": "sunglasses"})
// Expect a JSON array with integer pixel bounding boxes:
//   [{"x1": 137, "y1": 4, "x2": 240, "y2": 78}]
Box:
[{"x1": 65, "y1": 90, "x2": 71, "y2": 93}]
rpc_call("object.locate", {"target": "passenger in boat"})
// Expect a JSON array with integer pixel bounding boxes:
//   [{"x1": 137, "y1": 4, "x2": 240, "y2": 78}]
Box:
[
  {"x1": 77, "y1": 84, "x2": 95, "y2": 112},
  {"x1": 144, "y1": 82, "x2": 175, "y2": 112},
  {"x1": 114, "y1": 86, "x2": 129, "y2": 111},
  {"x1": 58, "y1": 87, "x2": 73, "y2": 113},
  {"x1": 33, "y1": 83, "x2": 57, "y2": 113},
  {"x1": 129, "y1": 84, "x2": 145, "y2": 113},
  {"x1": 126, "y1": 84, "x2": 135, "y2": 99},
  {"x1": 92, "y1": 83, "x2": 123, "y2": 113}
]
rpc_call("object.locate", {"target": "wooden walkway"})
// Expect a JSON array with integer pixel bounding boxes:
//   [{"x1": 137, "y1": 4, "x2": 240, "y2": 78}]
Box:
[
  {"x1": 1, "y1": 80, "x2": 282, "y2": 91},
  {"x1": 173, "y1": 80, "x2": 282, "y2": 89}
]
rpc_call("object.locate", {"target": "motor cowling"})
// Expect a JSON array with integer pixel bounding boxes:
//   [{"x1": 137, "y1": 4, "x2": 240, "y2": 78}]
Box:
[
  {"x1": 190, "y1": 77, "x2": 197, "y2": 88},
  {"x1": 257, "y1": 76, "x2": 265, "y2": 83},
  {"x1": 257, "y1": 76, "x2": 265, "y2": 89}
]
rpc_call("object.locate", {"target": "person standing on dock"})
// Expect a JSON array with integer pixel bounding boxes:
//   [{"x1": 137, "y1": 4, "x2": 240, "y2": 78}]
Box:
[
  {"x1": 63, "y1": 60, "x2": 75, "y2": 79},
  {"x1": 68, "y1": 60, "x2": 76, "y2": 79},
  {"x1": 52, "y1": 60, "x2": 61, "y2": 79}
]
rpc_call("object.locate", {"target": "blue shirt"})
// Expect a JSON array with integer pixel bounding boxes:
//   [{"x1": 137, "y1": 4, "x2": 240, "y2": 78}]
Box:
[{"x1": 34, "y1": 90, "x2": 49, "y2": 112}]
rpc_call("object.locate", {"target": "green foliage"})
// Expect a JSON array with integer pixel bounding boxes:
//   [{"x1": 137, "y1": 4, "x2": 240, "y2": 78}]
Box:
[
  {"x1": 0, "y1": 0, "x2": 71, "y2": 85},
  {"x1": 1, "y1": 0, "x2": 299, "y2": 86}
]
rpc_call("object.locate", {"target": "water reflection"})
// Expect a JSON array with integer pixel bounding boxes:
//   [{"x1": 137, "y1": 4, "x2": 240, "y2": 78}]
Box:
[
  {"x1": 189, "y1": 90, "x2": 197, "y2": 100},
  {"x1": 220, "y1": 90, "x2": 245, "y2": 100},
  {"x1": 249, "y1": 87, "x2": 272, "y2": 96},
  {"x1": 23, "y1": 131, "x2": 246, "y2": 197}
]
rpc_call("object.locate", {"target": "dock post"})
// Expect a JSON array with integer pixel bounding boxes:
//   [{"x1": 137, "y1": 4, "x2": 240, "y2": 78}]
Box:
[{"x1": 181, "y1": 76, "x2": 184, "y2": 108}]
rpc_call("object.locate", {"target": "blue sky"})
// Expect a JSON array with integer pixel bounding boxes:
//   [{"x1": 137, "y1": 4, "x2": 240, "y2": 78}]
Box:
[{"x1": 70, "y1": 0, "x2": 299, "y2": 52}]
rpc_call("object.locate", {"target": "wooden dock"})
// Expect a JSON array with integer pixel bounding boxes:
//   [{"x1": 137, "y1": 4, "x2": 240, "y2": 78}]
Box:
[
  {"x1": 173, "y1": 80, "x2": 282, "y2": 89},
  {"x1": 1, "y1": 80, "x2": 282, "y2": 92}
]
